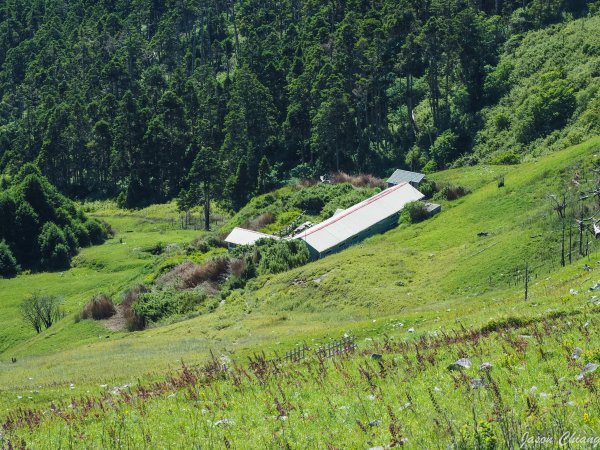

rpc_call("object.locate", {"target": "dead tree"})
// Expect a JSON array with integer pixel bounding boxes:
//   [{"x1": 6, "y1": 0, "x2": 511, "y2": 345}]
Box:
[{"x1": 549, "y1": 194, "x2": 567, "y2": 266}]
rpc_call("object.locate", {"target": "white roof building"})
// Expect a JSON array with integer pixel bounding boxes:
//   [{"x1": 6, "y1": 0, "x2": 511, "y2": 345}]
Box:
[
  {"x1": 224, "y1": 227, "x2": 279, "y2": 247},
  {"x1": 295, "y1": 183, "x2": 424, "y2": 258}
]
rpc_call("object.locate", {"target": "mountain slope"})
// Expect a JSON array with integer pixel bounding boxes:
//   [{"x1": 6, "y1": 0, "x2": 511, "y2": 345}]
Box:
[
  {"x1": 1, "y1": 138, "x2": 599, "y2": 414},
  {"x1": 474, "y1": 14, "x2": 600, "y2": 162}
]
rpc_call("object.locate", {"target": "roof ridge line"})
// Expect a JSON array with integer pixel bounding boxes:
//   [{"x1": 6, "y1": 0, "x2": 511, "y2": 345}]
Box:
[{"x1": 298, "y1": 183, "x2": 409, "y2": 238}]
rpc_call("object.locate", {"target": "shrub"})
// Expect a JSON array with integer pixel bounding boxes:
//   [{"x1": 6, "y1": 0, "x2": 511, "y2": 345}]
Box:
[
  {"x1": 290, "y1": 183, "x2": 354, "y2": 214},
  {"x1": 436, "y1": 184, "x2": 470, "y2": 201},
  {"x1": 85, "y1": 219, "x2": 108, "y2": 245},
  {"x1": 38, "y1": 222, "x2": 71, "y2": 270},
  {"x1": 133, "y1": 289, "x2": 207, "y2": 323},
  {"x1": 122, "y1": 285, "x2": 149, "y2": 331},
  {"x1": 20, "y1": 292, "x2": 63, "y2": 333},
  {"x1": 400, "y1": 201, "x2": 429, "y2": 224},
  {"x1": 0, "y1": 240, "x2": 18, "y2": 278},
  {"x1": 255, "y1": 239, "x2": 310, "y2": 276},
  {"x1": 330, "y1": 172, "x2": 386, "y2": 189},
  {"x1": 244, "y1": 212, "x2": 275, "y2": 231},
  {"x1": 490, "y1": 149, "x2": 520, "y2": 165},
  {"x1": 82, "y1": 294, "x2": 116, "y2": 320},
  {"x1": 179, "y1": 257, "x2": 230, "y2": 288},
  {"x1": 418, "y1": 180, "x2": 438, "y2": 198}
]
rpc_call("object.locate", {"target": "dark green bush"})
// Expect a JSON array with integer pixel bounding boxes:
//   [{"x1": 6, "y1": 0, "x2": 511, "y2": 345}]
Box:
[
  {"x1": 400, "y1": 201, "x2": 428, "y2": 224},
  {"x1": 85, "y1": 219, "x2": 108, "y2": 245},
  {"x1": 418, "y1": 180, "x2": 437, "y2": 199},
  {"x1": 133, "y1": 289, "x2": 206, "y2": 323},
  {"x1": 0, "y1": 240, "x2": 18, "y2": 278},
  {"x1": 38, "y1": 222, "x2": 72, "y2": 270},
  {"x1": 255, "y1": 239, "x2": 310, "y2": 276},
  {"x1": 290, "y1": 183, "x2": 354, "y2": 215},
  {"x1": 436, "y1": 185, "x2": 470, "y2": 201}
]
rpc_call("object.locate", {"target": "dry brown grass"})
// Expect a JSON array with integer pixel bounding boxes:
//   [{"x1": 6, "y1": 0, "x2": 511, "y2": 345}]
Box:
[
  {"x1": 122, "y1": 285, "x2": 149, "y2": 331},
  {"x1": 330, "y1": 172, "x2": 386, "y2": 189},
  {"x1": 157, "y1": 258, "x2": 231, "y2": 290},
  {"x1": 243, "y1": 212, "x2": 275, "y2": 231},
  {"x1": 228, "y1": 258, "x2": 246, "y2": 278},
  {"x1": 81, "y1": 294, "x2": 116, "y2": 320}
]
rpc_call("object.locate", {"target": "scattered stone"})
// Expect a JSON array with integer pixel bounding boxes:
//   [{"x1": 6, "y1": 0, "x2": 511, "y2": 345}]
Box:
[
  {"x1": 539, "y1": 392, "x2": 549, "y2": 398},
  {"x1": 367, "y1": 394, "x2": 376, "y2": 400},
  {"x1": 584, "y1": 264, "x2": 592, "y2": 272},
  {"x1": 569, "y1": 289, "x2": 578, "y2": 295},
  {"x1": 590, "y1": 280, "x2": 600, "y2": 291},
  {"x1": 576, "y1": 363, "x2": 598, "y2": 380},
  {"x1": 447, "y1": 358, "x2": 471, "y2": 371},
  {"x1": 477, "y1": 231, "x2": 491, "y2": 237},
  {"x1": 99, "y1": 384, "x2": 108, "y2": 389},
  {"x1": 371, "y1": 354, "x2": 382, "y2": 360},
  {"x1": 529, "y1": 386, "x2": 538, "y2": 394},
  {"x1": 368, "y1": 419, "x2": 381, "y2": 427},
  {"x1": 433, "y1": 386, "x2": 442, "y2": 393},
  {"x1": 479, "y1": 362, "x2": 493, "y2": 371},
  {"x1": 470, "y1": 378, "x2": 484, "y2": 389},
  {"x1": 367, "y1": 447, "x2": 385, "y2": 450},
  {"x1": 214, "y1": 419, "x2": 234, "y2": 426},
  {"x1": 571, "y1": 347, "x2": 583, "y2": 360},
  {"x1": 408, "y1": 328, "x2": 415, "y2": 333}
]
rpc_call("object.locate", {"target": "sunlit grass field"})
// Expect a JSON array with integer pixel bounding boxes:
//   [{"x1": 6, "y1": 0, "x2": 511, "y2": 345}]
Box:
[{"x1": 1, "y1": 138, "x2": 600, "y2": 447}]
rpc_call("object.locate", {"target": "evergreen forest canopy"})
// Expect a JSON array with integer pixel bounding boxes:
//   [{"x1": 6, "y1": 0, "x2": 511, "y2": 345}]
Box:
[{"x1": 1, "y1": 0, "x2": 599, "y2": 209}]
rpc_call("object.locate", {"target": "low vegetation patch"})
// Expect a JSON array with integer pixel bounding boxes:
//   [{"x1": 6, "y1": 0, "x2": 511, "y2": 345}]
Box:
[
  {"x1": 81, "y1": 294, "x2": 116, "y2": 320},
  {"x1": 122, "y1": 285, "x2": 149, "y2": 331},
  {"x1": 435, "y1": 184, "x2": 470, "y2": 201},
  {"x1": 400, "y1": 201, "x2": 429, "y2": 224},
  {"x1": 3, "y1": 311, "x2": 599, "y2": 448}
]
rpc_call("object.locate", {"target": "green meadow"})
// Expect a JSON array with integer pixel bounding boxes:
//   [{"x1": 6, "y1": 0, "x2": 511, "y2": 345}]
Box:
[{"x1": 2, "y1": 138, "x2": 600, "y2": 447}]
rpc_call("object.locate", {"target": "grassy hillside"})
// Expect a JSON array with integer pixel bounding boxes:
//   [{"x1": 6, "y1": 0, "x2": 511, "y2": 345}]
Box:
[
  {"x1": 1, "y1": 138, "x2": 600, "y2": 446},
  {"x1": 474, "y1": 14, "x2": 600, "y2": 163}
]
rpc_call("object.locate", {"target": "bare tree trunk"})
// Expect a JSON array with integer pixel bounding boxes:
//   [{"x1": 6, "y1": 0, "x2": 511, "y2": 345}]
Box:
[{"x1": 204, "y1": 182, "x2": 210, "y2": 231}]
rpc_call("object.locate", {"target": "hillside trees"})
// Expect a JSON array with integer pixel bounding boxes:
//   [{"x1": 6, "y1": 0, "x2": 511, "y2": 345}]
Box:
[
  {"x1": 0, "y1": 0, "x2": 598, "y2": 209},
  {"x1": 0, "y1": 165, "x2": 110, "y2": 274}
]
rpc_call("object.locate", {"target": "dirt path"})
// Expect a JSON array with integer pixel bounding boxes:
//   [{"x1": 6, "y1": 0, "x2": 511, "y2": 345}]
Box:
[{"x1": 103, "y1": 304, "x2": 127, "y2": 332}]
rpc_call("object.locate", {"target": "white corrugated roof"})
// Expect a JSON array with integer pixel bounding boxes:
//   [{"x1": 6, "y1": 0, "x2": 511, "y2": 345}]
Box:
[
  {"x1": 224, "y1": 227, "x2": 279, "y2": 246},
  {"x1": 296, "y1": 183, "x2": 424, "y2": 254}
]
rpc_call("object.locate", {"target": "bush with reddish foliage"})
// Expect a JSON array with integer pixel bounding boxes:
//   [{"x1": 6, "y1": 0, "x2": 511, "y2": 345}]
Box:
[
  {"x1": 156, "y1": 257, "x2": 230, "y2": 290},
  {"x1": 330, "y1": 172, "x2": 386, "y2": 189},
  {"x1": 82, "y1": 294, "x2": 116, "y2": 320},
  {"x1": 122, "y1": 285, "x2": 149, "y2": 331},
  {"x1": 244, "y1": 212, "x2": 275, "y2": 231}
]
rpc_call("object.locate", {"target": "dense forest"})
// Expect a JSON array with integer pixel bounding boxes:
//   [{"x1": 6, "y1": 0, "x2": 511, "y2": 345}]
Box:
[
  {"x1": 0, "y1": 0, "x2": 598, "y2": 209},
  {"x1": 0, "y1": 164, "x2": 110, "y2": 277}
]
